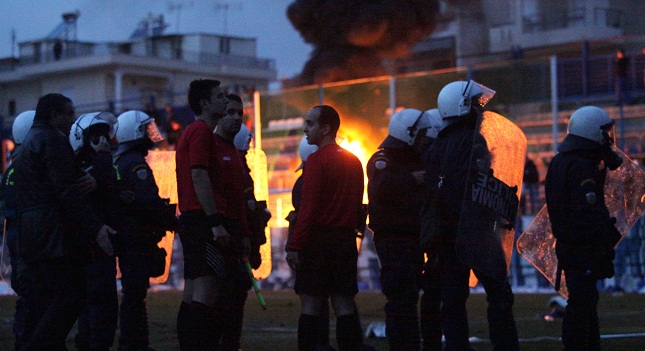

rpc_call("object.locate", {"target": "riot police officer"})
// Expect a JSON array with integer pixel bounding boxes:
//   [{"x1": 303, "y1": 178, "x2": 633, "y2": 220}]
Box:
[
  {"x1": 368, "y1": 108, "x2": 436, "y2": 351},
  {"x1": 422, "y1": 80, "x2": 519, "y2": 351},
  {"x1": 1, "y1": 110, "x2": 34, "y2": 349},
  {"x1": 69, "y1": 111, "x2": 120, "y2": 351},
  {"x1": 113, "y1": 110, "x2": 178, "y2": 351},
  {"x1": 545, "y1": 106, "x2": 622, "y2": 351}
]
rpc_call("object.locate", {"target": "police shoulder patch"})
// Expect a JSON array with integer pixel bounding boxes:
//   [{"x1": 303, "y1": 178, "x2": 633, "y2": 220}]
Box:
[
  {"x1": 132, "y1": 164, "x2": 149, "y2": 180},
  {"x1": 374, "y1": 157, "x2": 388, "y2": 170},
  {"x1": 136, "y1": 168, "x2": 148, "y2": 180}
]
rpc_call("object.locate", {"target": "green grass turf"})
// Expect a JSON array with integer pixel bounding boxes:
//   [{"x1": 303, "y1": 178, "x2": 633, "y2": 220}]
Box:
[{"x1": 1, "y1": 290, "x2": 645, "y2": 350}]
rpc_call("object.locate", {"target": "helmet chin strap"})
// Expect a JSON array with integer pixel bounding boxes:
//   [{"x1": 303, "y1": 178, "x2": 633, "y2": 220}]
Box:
[{"x1": 406, "y1": 110, "x2": 426, "y2": 139}]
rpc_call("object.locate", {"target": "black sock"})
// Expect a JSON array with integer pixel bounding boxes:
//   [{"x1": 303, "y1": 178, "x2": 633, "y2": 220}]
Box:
[
  {"x1": 176, "y1": 301, "x2": 191, "y2": 350},
  {"x1": 191, "y1": 302, "x2": 219, "y2": 350},
  {"x1": 318, "y1": 303, "x2": 331, "y2": 346},
  {"x1": 298, "y1": 314, "x2": 321, "y2": 351},
  {"x1": 336, "y1": 314, "x2": 363, "y2": 351}
]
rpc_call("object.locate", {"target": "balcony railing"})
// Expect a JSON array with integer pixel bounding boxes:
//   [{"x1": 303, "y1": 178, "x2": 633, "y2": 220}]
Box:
[{"x1": 4, "y1": 40, "x2": 276, "y2": 72}]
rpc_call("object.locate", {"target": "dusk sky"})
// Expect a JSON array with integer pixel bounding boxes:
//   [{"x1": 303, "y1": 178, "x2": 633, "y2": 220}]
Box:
[{"x1": 0, "y1": 0, "x2": 312, "y2": 82}]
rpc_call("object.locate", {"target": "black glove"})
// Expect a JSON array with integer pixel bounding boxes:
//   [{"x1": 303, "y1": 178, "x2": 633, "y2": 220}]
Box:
[
  {"x1": 602, "y1": 219, "x2": 622, "y2": 247},
  {"x1": 248, "y1": 248, "x2": 262, "y2": 269},
  {"x1": 602, "y1": 145, "x2": 623, "y2": 171}
]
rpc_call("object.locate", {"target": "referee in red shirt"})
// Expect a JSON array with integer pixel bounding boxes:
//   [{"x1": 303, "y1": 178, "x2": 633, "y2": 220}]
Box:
[
  {"x1": 175, "y1": 79, "x2": 230, "y2": 349},
  {"x1": 286, "y1": 105, "x2": 365, "y2": 351}
]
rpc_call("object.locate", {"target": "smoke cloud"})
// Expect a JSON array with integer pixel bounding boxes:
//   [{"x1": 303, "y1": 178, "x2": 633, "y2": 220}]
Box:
[{"x1": 287, "y1": 0, "x2": 440, "y2": 86}]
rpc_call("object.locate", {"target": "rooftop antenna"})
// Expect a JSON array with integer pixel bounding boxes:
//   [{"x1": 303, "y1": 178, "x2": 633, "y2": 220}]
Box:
[
  {"x1": 213, "y1": 1, "x2": 242, "y2": 35},
  {"x1": 130, "y1": 13, "x2": 169, "y2": 39},
  {"x1": 167, "y1": 1, "x2": 194, "y2": 33},
  {"x1": 11, "y1": 28, "x2": 16, "y2": 58}
]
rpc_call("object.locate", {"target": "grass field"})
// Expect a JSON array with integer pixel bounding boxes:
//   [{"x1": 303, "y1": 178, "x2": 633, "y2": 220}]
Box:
[{"x1": 1, "y1": 290, "x2": 645, "y2": 350}]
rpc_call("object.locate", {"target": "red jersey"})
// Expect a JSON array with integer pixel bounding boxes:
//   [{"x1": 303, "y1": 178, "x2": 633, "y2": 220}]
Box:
[
  {"x1": 287, "y1": 143, "x2": 364, "y2": 251},
  {"x1": 212, "y1": 134, "x2": 249, "y2": 235},
  {"x1": 176, "y1": 119, "x2": 216, "y2": 213}
]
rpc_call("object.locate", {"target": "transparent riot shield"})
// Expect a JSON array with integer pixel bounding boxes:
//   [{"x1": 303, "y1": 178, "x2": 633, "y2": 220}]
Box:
[
  {"x1": 146, "y1": 150, "x2": 177, "y2": 285},
  {"x1": 456, "y1": 111, "x2": 527, "y2": 284},
  {"x1": 517, "y1": 149, "x2": 645, "y2": 297}
]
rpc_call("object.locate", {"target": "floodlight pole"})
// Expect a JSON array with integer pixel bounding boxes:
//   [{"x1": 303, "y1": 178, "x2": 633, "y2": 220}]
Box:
[{"x1": 551, "y1": 55, "x2": 559, "y2": 153}]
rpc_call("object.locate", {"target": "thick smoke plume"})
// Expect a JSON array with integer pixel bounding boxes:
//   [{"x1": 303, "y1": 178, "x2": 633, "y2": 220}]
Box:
[{"x1": 287, "y1": 0, "x2": 440, "y2": 86}]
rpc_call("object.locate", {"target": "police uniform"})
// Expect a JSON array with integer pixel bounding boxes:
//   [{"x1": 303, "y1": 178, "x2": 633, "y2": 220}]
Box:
[
  {"x1": 423, "y1": 116, "x2": 517, "y2": 351},
  {"x1": 74, "y1": 151, "x2": 120, "y2": 351},
  {"x1": 368, "y1": 145, "x2": 439, "y2": 351},
  {"x1": 546, "y1": 134, "x2": 622, "y2": 351},
  {"x1": 114, "y1": 144, "x2": 176, "y2": 351},
  {"x1": 1, "y1": 163, "x2": 30, "y2": 349}
]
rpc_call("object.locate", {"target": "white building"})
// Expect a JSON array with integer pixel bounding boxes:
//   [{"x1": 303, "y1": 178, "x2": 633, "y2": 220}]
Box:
[{"x1": 0, "y1": 16, "x2": 277, "y2": 128}]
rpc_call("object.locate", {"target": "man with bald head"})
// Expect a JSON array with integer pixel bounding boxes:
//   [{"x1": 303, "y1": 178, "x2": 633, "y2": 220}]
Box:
[{"x1": 286, "y1": 105, "x2": 365, "y2": 351}]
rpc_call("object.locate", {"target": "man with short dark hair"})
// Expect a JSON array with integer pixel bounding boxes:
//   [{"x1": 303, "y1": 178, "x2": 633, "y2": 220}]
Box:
[
  {"x1": 15, "y1": 93, "x2": 115, "y2": 350},
  {"x1": 286, "y1": 105, "x2": 365, "y2": 351},
  {"x1": 175, "y1": 79, "x2": 236, "y2": 350}
]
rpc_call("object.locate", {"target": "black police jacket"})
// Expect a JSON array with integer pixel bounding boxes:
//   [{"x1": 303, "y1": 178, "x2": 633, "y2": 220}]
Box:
[
  {"x1": 545, "y1": 136, "x2": 622, "y2": 274},
  {"x1": 15, "y1": 120, "x2": 103, "y2": 262},
  {"x1": 1, "y1": 163, "x2": 16, "y2": 221},
  {"x1": 423, "y1": 116, "x2": 481, "y2": 238},
  {"x1": 367, "y1": 146, "x2": 424, "y2": 238},
  {"x1": 76, "y1": 150, "x2": 121, "y2": 227},
  {"x1": 113, "y1": 147, "x2": 178, "y2": 240}
]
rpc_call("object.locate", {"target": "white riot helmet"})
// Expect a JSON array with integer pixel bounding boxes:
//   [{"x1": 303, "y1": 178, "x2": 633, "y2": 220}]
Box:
[
  {"x1": 379, "y1": 108, "x2": 431, "y2": 148},
  {"x1": 437, "y1": 80, "x2": 496, "y2": 120},
  {"x1": 114, "y1": 110, "x2": 164, "y2": 144},
  {"x1": 234, "y1": 124, "x2": 253, "y2": 151},
  {"x1": 12, "y1": 110, "x2": 36, "y2": 145},
  {"x1": 69, "y1": 111, "x2": 117, "y2": 152},
  {"x1": 425, "y1": 108, "x2": 444, "y2": 139},
  {"x1": 296, "y1": 135, "x2": 318, "y2": 171},
  {"x1": 567, "y1": 106, "x2": 614, "y2": 144}
]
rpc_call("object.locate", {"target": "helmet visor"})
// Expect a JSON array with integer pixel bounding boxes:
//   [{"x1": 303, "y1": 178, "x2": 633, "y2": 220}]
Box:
[
  {"x1": 465, "y1": 80, "x2": 496, "y2": 108},
  {"x1": 146, "y1": 120, "x2": 165, "y2": 143}
]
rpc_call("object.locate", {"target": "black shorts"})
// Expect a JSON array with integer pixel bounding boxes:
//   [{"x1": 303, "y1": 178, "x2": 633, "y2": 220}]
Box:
[
  {"x1": 294, "y1": 227, "x2": 358, "y2": 297},
  {"x1": 178, "y1": 212, "x2": 241, "y2": 280}
]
